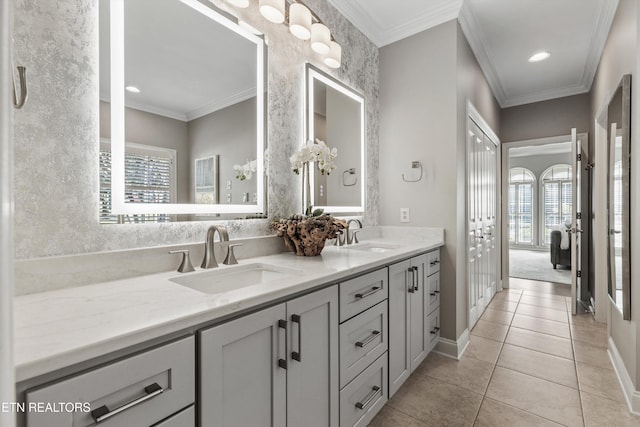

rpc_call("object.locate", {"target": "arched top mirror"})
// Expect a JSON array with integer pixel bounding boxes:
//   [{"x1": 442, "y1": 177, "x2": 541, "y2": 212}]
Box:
[
  {"x1": 305, "y1": 64, "x2": 365, "y2": 214},
  {"x1": 100, "y1": 0, "x2": 266, "y2": 220}
]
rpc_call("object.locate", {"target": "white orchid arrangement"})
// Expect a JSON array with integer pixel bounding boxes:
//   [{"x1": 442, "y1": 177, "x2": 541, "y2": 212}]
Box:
[
  {"x1": 290, "y1": 139, "x2": 338, "y2": 176},
  {"x1": 233, "y1": 159, "x2": 257, "y2": 181}
]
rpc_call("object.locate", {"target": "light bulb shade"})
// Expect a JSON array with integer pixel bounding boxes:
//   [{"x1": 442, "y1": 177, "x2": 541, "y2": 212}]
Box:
[
  {"x1": 289, "y1": 3, "x2": 312, "y2": 40},
  {"x1": 259, "y1": 0, "x2": 285, "y2": 23},
  {"x1": 311, "y1": 23, "x2": 331, "y2": 54},
  {"x1": 227, "y1": 0, "x2": 250, "y2": 8},
  {"x1": 324, "y1": 41, "x2": 342, "y2": 69}
]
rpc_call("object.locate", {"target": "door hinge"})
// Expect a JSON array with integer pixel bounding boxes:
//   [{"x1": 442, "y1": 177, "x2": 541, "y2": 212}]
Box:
[
  {"x1": 577, "y1": 270, "x2": 582, "y2": 278},
  {"x1": 577, "y1": 153, "x2": 582, "y2": 162},
  {"x1": 577, "y1": 212, "x2": 582, "y2": 220}
]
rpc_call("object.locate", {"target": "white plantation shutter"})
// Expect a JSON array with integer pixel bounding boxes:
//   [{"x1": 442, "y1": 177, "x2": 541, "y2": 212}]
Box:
[
  {"x1": 542, "y1": 164, "x2": 572, "y2": 244},
  {"x1": 100, "y1": 142, "x2": 175, "y2": 224},
  {"x1": 508, "y1": 167, "x2": 535, "y2": 245}
]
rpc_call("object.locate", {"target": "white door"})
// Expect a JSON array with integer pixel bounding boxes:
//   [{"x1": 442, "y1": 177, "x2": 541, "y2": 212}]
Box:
[
  {"x1": 468, "y1": 118, "x2": 499, "y2": 328},
  {"x1": 571, "y1": 128, "x2": 583, "y2": 315}
]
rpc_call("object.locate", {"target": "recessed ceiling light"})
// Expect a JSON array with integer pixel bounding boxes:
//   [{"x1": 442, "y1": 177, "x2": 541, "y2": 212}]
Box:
[
  {"x1": 528, "y1": 51, "x2": 551, "y2": 62},
  {"x1": 125, "y1": 85, "x2": 140, "y2": 93}
]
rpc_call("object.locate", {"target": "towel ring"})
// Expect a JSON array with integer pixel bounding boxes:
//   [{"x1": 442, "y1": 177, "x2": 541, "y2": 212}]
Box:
[
  {"x1": 402, "y1": 161, "x2": 423, "y2": 183},
  {"x1": 12, "y1": 65, "x2": 28, "y2": 109},
  {"x1": 342, "y1": 168, "x2": 358, "y2": 187}
]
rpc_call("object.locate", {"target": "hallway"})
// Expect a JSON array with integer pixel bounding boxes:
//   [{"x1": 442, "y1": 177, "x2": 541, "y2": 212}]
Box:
[{"x1": 369, "y1": 278, "x2": 638, "y2": 426}]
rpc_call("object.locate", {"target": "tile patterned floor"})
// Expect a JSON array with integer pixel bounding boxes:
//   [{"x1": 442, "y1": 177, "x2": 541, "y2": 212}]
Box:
[{"x1": 369, "y1": 278, "x2": 640, "y2": 426}]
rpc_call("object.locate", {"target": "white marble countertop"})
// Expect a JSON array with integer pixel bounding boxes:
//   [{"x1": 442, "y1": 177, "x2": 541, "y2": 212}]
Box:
[{"x1": 14, "y1": 228, "x2": 444, "y2": 383}]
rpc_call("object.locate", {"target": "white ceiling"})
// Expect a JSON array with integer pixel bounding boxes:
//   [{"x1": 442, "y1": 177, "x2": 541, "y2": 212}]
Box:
[{"x1": 329, "y1": 0, "x2": 619, "y2": 108}]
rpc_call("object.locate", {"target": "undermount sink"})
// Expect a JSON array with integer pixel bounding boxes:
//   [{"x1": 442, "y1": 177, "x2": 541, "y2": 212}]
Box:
[
  {"x1": 170, "y1": 263, "x2": 302, "y2": 295},
  {"x1": 344, "y1": 243, "x2": 402, "y2": 253}
]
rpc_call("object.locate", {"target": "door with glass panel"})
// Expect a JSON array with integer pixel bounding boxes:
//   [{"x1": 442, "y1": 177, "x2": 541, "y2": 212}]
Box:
[{"x1": 468, "y1": 118, "x2": 499, "y2": 328}]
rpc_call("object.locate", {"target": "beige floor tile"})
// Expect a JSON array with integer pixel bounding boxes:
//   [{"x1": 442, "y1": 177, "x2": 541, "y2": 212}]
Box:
[
  {"x1": 571, "y1": 323, "x2": 608, "y2": 348},
  {"x1": 516, "y1": 304, "x2": 568, "y2": 323},
  {"x1": 480, "y1": 308, "x2": 515, "y2": 325},
  {"x1": 486, "y1": 367, "x2": 583, "y2": 426},
  {"x1": 487, "y1": 299, "x2": 519, "y2": 313},
  {"x1": 576, "y1": 362, "x2": 626, "y2": 403},
  {"x1": 519, "y1": 295, "x2": 567, "y2": 310},
  {"x1": 505, "y1": 327, "x2": 574, "y2": 360},
  {"x1": 569, "y1": 313, "x2": 606, "y2": 328},
  {"x1": 368, "y1": 405, "x2": 428, "y2": 427},
  {"x1": 388, "y1": 374, "x2": 483, "y2": 426},
  {"x1": 464, "y1": 335, "x2": 503, "y2": 364},
  {"x1": 511, "y1": 314, "x2": 571, "y2": 338},
  {"x1": 521, "y1": 289, "x2": 569, "y2": 301},
  {"x1": 471, "y1": 319, "x2": 510, "y2": 342},
  {"x1": 474, "y1": 398, "x2": 563, "y2": 427},
  {"x1": 497, "y1": 344, "x2": 578, "y2": 389},
  {"x1": 573, "y1": 340, "x2": 613, "y2": 368},
  {"x1": 416, "y1": 352, "x2": 495, "y2": 394},
  {"x1": 581, "y1": 391, "x2": 640, "y2": 427},
  {"x1": 492, "y1": 291, "x2": 522, "y2": 302}
]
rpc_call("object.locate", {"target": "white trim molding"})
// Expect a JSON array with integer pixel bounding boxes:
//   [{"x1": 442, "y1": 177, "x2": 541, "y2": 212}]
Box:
[
  {"x1": 327, "y1": 0, "x2": 463, "y2": 48},
  {"x1": 435, "y1": 328, "x2": 470, "y2": 360},
  {"x1": 608, "y1": 337, "x2": 640, "y2": 415}
]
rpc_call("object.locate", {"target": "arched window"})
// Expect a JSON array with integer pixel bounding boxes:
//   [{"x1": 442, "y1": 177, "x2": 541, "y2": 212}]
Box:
[
  {"x1": 541, "y1": 164, "x2": 572, "y2": 245},
  {"x1": 509, "y1": 167, "x2": 535, "y2": 245}
]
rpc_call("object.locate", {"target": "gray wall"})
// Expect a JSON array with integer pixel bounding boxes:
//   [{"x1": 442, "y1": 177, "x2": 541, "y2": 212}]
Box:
[
  {"x1": 589, "y1": 0, "x2": 639, "y2": 389},
  {"x1": 501, "y1": 93, "x2": 591, "y2": 143},
  {"x1": 379, "y1": 20, "x2": 500, "y2": 343},
  {"x1": 12, "y1": 0, "x2": 379, "y2": 263}
]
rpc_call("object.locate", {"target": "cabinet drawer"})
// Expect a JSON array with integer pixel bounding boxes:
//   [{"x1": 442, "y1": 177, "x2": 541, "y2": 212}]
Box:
[
  {"x1": 427, "y1": 249, "x2": 441, "y2": 276},
  {"x1": 339, "y1": 353, "x2": 388, "y2": 427},
  {"x1": 427, "y1": 307, "x2": 440, "y2": 353},
  {"x1": 25, "y1": 336, "x2": 195, "y2": 427},
  {"x1": 426, "y1": 272, "x2": 441, "y2": 314},
  {"x1": 152, "y1": 405, "x2": 194, "y2": 427},
  {"x1": 339, "y1": 301, "x2": 388, "y2": 388},
  {"x1": 340, "y1": 268, "x2": 388, "y2": 322}
]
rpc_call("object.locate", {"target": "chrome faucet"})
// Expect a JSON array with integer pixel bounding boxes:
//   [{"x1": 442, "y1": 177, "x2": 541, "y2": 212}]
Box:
[
  {"x1": 346, "y1": 219, "x2": 363, "y2": 245},
  {"x1": 201, "y1": 225, "x2": 229, "y2": 269}
]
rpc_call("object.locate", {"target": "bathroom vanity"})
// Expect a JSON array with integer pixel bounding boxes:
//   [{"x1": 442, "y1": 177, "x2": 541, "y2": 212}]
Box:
[{"x1": 13, "y1": 229, "x2": 443, "y2": 427}]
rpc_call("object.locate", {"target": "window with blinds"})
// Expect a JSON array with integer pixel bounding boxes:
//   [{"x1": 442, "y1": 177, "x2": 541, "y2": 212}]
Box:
[
  {"x1": 541, "y1": 164, "x2": 572, "y2": 245},
  {"x1": 508, "y1": 167, "x2": 535, "y2": 245},
  {"x1": 99, "y1": 141, "x2": 176, "y2": 224}
]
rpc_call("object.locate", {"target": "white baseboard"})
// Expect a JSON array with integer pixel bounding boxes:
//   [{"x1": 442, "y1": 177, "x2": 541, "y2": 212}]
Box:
[
  {"x1": 608, "y1": 337, "x2": 640, "y2": 415},
  {"x1": 434, "y1": 329, "x2": 470, "y2": 360}
]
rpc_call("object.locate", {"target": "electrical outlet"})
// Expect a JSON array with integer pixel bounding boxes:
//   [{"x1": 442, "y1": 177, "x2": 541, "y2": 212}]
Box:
[{"x1": 400, "y1": 208, "x2": 410, "y2": 223}]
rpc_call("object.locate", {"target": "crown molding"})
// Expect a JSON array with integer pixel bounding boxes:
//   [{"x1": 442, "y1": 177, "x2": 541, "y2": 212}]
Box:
[
  {"x1": 185, "y1": 87, "x2": 256, "y2": 121},
  {"x1": 580, "y1": 0, "x2": 619, "y2": 90},
  {"x1": 327, "y1": 0, "x2": 463, "y2": 47},
  {"x1": 501, "y1": 83, "x2": 590, "y2": 108}
]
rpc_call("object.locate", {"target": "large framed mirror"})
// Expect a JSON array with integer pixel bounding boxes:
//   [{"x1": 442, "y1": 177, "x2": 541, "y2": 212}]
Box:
[
  {"x1": 607, "y1": 74, "x2": 631, "y2": 319},
  {"x1": 99, "y1": 0, "x2": 266, "y2": 221},
  {"x1": 305, "y1": 64, "x2": 365, "y2": 214}
]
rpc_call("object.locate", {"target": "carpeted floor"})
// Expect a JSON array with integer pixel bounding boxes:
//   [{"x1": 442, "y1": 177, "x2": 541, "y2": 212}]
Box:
[{"x1": 509, "y1": 248, "x2": 571, "y2": 285}]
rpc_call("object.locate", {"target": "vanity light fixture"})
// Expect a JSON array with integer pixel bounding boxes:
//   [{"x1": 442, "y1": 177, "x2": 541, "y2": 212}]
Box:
[
  {"x1": 528, "y1": 51, "x2": 550, "y2": 62},
  {"x1": 259, "y1": 0, "x2": 285, "y2": 23},
  {"x1": 125, "y1": 85, "x2": 140, "y2": 93},
  {"x1": 226, "y1": 0, "x2": 342, "y2": 68}
]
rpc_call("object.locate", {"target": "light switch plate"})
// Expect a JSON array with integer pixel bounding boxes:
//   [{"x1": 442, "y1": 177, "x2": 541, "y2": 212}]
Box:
[{"x1": 400, "y1": 208, "x2": 410, "y2": 223}]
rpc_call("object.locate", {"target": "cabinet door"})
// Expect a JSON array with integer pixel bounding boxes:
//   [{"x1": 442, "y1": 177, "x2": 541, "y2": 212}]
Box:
[
  {"x1": 199, "y1": 304, "x2": 287, "y2": 427},
  {"x1": 286, "y1": 285, "x2": 339, "y2": 427},
  {"x1": 388, "y1": 259, "x2": 411, "y2": 397},
  {"x1": 409, "y1": 254, "x2": 428, "y2": 372}
]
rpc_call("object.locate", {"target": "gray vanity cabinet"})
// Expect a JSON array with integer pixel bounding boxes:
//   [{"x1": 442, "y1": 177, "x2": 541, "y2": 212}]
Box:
[
  {"x1": 199, "y1": 285, "x2": 339, "y2": 427},
  {"x1": 388, "y1": 254, "x2": 429, "y2": 397}
]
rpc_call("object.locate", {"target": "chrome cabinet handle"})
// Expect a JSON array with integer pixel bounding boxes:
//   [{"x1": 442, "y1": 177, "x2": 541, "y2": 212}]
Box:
[
  {"x1": 355, "y1": 286, "x2": 381, "y2": 299},
  {"x1": 91, "y1": 383, "x2": 163, "y2": 423},
  {"x1": 278, "y1": 319, "x2": 287, "y2": 369},
  {"x1": 430, "y1": 260, "x2": 440, "y2": 266},
  {"x1": 355, "y1": 330, "x2": 380, "y2": 348},
  {"x1": 355, "y1": 385, "x2": 381, "y2": 410},
  {"x1": 412, "y1": 266, "x2": 419, "y2": 292},
  {"x1": 430, "y1": 290, "x2": 440, "y2": 296},
  {"x1": 407, "y1": 268, "x2": 415, "y2": 293},
  {"x1": 430, "y1": 326, "x2": 441, "y2": 335},
  {"x1": 291, "y1": 314, "x2": 302, "y2": 362}
]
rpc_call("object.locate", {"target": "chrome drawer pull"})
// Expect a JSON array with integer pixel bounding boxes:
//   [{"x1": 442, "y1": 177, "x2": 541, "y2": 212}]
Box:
[
  {"x1": 291, "y1": 314, "x2": 302, "y2": 362},
  {"x1": 430, "y1": 260, "x2": 440, "y2": 266},
  {"x1": 355, "y1": 385, "x2": 381, "y2": 410},
  {"x1": 91, "y1": 382, "x2": 163, "y2": 423},
  {"x1": 355, "y1": 286, "x2": 381, "y2": 299},
  {"x1": 430, "y1": 290, "x2": 440, "y2": 296},
  {"x1": 355, "y1": 330, "x2": 380, "y2": 348},
  {"x1": 430, "y1": 326, "x2": 441, "y2": 335}
]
